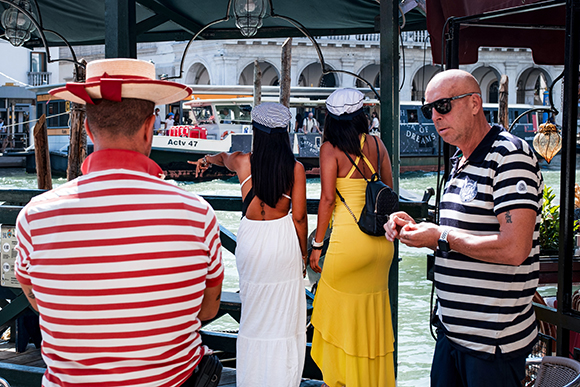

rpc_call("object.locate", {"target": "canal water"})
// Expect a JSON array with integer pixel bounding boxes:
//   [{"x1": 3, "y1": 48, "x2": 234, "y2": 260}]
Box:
[{"x1": 0, "y1": 157, "x2": 578, "y2": 386}]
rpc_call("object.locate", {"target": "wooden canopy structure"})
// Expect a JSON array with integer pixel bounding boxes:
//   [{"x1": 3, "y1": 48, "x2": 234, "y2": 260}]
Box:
[
  {"x1": 428, "y1": 0, "x2": 566, "y2": 65},
  {"x1": 0, "y1": 0, "x2": 426, "y2": 57}
]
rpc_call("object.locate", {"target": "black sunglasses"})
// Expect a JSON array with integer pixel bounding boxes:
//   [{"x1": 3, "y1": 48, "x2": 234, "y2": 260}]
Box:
[{"x1": 421, "y1": 92, "x2": 480, "y2": 120}]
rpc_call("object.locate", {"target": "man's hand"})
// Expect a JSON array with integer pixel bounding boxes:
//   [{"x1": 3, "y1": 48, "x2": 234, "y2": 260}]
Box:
[
  {"x1": 398, "y1": 222, "x2": 440, "y2": 250},
  {"x1": 384, "y1": 211, "x2": 416, "y2": 241},
  {"x1": 20, "y1": 284, "x2": 38, "y2": 311}
]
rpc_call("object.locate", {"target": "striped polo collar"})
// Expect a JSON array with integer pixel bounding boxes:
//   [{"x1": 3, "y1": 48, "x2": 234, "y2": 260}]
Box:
[
  {"x1": 81, "y1": 149, "x2": 164, "y2": 178},
  {"x1": 451, "y1": 124, "x2": 503, "y2": 166}
]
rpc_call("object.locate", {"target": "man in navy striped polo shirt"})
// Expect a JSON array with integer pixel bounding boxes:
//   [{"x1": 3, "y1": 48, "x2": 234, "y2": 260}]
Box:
[{"x1": 385, "y1": 69, "x2": 543, "y2": 387}]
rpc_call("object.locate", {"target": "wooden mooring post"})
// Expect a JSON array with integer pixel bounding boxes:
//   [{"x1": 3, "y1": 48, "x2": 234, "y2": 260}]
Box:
[
  {"x1": 280, "y1": 38, "x2": 292, "y2": 107},
  {"x1": 32, "y1": 114, "x2": 52, "y2": 190},
  {"x1": 253, "y1": 60, "x2": 262, "y2": 107},
  {"x1": 499, "y1": 74, "x2": 509, "y2": 130},
  {"x1": 67, "y1": 60, "x2": 87, "y2": 181}
]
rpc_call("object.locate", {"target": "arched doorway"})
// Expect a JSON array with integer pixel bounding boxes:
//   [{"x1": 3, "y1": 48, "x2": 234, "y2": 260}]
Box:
[
  {"x1": 411, "y1": 65, "x2": 440, "y2": 101},
  {"x1": 185, "y1": 62, "x2": 211, "y2": 85},
  {"x1": 488, "y1": 81, "x2": 499, "y2": 104},
  {"x1": 516, "y1": 68, "x2": 551, "y2": 105},
  {"x1": 356, "y1": 64, "x2": 380, "y2": 89},
  {"x1": 298, "y1": 63, "x2": 338, "y2": 88},
  {"x1": 471, "y1": 66, "x2": 500, "y2": 103},
  {"x1": 239, "y1": 61, "x2": 280, "y2": 86}
]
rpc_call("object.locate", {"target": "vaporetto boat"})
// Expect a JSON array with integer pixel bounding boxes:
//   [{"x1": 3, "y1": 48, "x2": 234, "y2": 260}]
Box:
[
  {"x1": 23, "y1": 85, "x2": 543, "y2": 180},
  {"x1": 149, "y1": 97, "x2": 541, "y2": 181}
]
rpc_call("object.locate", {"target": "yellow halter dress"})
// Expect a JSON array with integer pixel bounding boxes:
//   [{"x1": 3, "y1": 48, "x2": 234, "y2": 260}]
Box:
[{"x1": 311, "y1": 134, "x2": 395, "y2": 387}]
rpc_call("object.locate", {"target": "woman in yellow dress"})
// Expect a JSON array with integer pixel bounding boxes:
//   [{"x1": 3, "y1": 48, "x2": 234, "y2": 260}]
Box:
[{"x1": 309, "y1": 88, "x2": 395, "y2": 387}]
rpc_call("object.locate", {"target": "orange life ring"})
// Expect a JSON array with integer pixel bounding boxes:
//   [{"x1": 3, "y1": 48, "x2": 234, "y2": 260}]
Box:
[{"x1": 221, "y1": 131, "x2": 234, "y2": 140}]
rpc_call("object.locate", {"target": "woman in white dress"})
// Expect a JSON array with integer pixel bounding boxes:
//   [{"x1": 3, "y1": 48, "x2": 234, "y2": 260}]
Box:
[{"x1": 191, "y1": 102, "x2": 308, "y2": 387}]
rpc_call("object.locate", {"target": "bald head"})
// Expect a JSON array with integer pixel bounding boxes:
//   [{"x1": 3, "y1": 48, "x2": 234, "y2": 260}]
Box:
[
  {"x1": 424, "y1": 70, "x2": 490, "y2": 158},
  {"x1": 425, "y1": 70, "x2": 481, "y2": 100}
]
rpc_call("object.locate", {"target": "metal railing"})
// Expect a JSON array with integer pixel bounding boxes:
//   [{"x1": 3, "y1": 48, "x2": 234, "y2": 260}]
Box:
[
  {"x1": 310, "y1": 31, "x2": 430, "y2": 45},
  {"x1": 0, "y1": 188, "x2": 429, "y2": 380},
  {"x1": 27, "y1": 72, "x2": 51, "y2": 86},
  {"x1": 401, "y1": 30, "x2": 430, "y2": 45}
]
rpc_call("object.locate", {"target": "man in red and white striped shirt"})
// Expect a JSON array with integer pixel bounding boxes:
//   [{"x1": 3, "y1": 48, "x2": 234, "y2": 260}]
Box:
[{"x1": 15, "y1": 58, "x2": 224, "y2": 387}]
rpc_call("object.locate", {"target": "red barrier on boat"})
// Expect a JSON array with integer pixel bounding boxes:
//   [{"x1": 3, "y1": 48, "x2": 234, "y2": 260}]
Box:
[{"x1": 166, "y1": 126, "x2": 207, "y2": 139}]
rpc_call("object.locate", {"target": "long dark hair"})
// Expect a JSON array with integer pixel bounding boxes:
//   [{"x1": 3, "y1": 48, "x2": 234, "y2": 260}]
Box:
[
  {"x1": 250, "y1": 128, "x2": 295, "y2": 208},
  {"x1": 323, "y1": 111, "x2": 369, "y2": 157}
]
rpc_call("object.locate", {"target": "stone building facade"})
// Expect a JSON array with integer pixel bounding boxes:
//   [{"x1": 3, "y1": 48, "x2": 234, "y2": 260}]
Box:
[{"x1": 57, "y1": 32, "x2": 564, "y2": 122}]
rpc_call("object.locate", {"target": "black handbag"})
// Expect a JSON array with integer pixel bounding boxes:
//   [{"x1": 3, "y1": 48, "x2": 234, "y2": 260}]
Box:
[
  {"x1": 336, "y1": 135, "x2": 398, "y2": 237},
  {"x1": 184, "y1": 353, "x2": 222, "y2": 387}
]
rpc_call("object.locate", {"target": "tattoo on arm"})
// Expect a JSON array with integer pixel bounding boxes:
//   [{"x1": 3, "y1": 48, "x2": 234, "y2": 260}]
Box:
[
  {"x1": 216, "y1": 290, "x2": 222, "y2": 301},
  {"x1": 27, "y1": 290, "x2": 35, "y2": 299},
  {"x1": 505, "y1": 210, "x2": 512, "y2": 224}
]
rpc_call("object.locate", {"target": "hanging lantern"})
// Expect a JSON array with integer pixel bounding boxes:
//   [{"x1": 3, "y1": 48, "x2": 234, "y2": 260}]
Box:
[
  {"x1": 1, "y1": 0, "x2": 36, "y2": 47},
  {"x1": 533, "y1": 122, "x2": 562, "y2": 163},
  {"x1": 234, "y1": 0, "x2": 266, "y2": 38}
]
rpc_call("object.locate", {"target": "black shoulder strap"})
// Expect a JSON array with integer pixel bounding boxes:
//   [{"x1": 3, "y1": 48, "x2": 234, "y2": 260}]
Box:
[{"x1": 241, "y1": 187, "x2": 255, "y2": 218}]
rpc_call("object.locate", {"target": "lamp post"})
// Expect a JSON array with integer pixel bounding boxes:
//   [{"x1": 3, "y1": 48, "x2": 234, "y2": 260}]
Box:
[
  {"x1": 1, "y1": 0, "x2": 35, "y2": 47},
  {"x1": 234, "y1": 0, "x2": 266, "y2": 37}
]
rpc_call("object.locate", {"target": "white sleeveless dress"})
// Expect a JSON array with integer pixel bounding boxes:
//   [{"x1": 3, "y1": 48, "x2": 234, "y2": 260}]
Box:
[{"x1": 235, "y1": 175, "x2": 306, "y2": 387}]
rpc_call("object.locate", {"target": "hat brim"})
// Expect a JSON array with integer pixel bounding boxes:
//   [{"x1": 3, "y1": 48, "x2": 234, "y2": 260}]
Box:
[{"x1": 50, "y1": 80, "x2": 192, "y2": 105}]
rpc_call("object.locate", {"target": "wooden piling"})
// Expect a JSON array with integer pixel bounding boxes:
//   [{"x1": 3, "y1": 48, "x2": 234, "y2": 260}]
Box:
[
  {"x1": 67, "y1": 60, "x2": 87, "y2": 181},
  {"x1": 253, "y1": 60, "x2": 262, "y2": 107},
  {"x1": 280, "y1": 38, "x2": 292, "y2": 107},
  {"x1": 32, "y1": 114, "x2": 52, "y2": 190},
  {"x1": 499, "y1": 74, "x2": 509, "y2": 130}
]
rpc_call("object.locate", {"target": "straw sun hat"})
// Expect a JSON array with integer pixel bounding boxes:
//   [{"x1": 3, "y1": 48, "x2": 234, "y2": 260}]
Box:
[{"x1": 49, "y1": 58, "x2": 192, "y2": 105}]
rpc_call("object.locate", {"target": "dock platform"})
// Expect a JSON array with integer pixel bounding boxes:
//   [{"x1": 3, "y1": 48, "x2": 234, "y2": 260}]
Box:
[{"x1": 0, "y1": 341, "x2": 323, "y2": 387}]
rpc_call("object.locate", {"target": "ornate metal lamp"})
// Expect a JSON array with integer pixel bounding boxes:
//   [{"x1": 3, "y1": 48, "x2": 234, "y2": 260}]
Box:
[
  {"x1": 1, "y1": 0, "x2": 36, "y2": 47},
  {"x1": 533, "y1": 122, "x2": 562, "y2": 163},
  {"x1": 234, "y1": 0, "x2": 266, "y2": 38}
]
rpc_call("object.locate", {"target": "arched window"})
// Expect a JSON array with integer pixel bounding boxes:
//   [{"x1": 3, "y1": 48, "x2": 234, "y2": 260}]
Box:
[
  {"x1": 320, "y1": 73, "x2": 337, "y2": 87},
  {"x1": 488, "y1": 81, "x2": 499, "y2": 103}
]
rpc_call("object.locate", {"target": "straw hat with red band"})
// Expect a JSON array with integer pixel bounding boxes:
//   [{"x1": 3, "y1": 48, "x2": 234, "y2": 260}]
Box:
[{"x1": 49, "y1": 58, "x2": 192, "y2": 105}]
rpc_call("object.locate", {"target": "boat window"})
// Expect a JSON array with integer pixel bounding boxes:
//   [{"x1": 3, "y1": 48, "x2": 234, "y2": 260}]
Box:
[
  {"x1": 46, "y1": 101, "x2": 69, "y2": 128},
  {"x1": 513, "y1": 110, "x2": 529, "y2": 124},
  {"x1": 189, "y1": 105, "x2": 215, "y2": 125},
  {"x1": 408, "y1": 109, "x2": 419, "y2": 123},
  {"x1": 216, "y1": 104, "x2": 252, "y2": 124}
]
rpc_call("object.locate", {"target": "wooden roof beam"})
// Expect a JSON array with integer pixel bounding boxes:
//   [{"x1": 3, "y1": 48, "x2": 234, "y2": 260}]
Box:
[
  {"x1": 136, "y1": 0, "x2": 207, "y2": 38},
  {"x1": 136, "y1": 14, "x2": 170, "y2": 36}
]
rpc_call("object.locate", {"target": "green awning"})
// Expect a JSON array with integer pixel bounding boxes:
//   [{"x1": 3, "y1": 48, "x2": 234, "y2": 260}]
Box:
[{"x1": 0, "y1": 0, "x2": 426, "y2": 48}]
